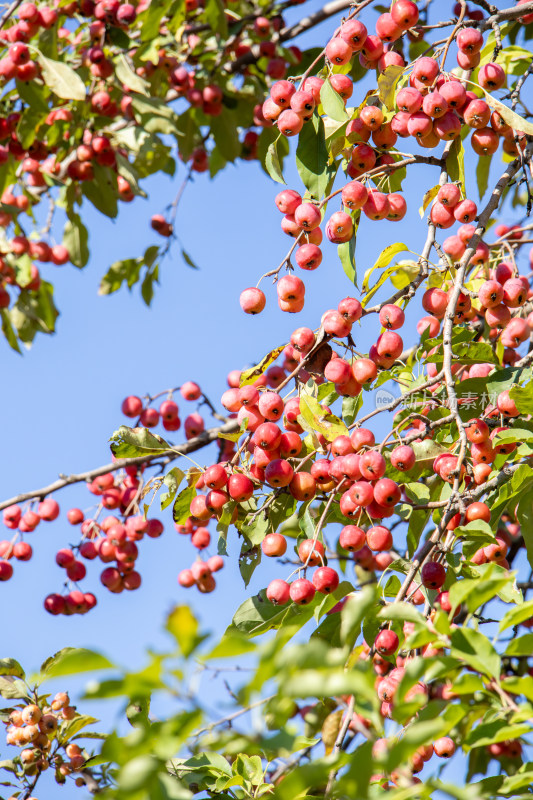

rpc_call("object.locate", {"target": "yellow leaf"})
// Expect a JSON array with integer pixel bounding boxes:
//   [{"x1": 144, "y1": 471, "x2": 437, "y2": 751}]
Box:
[
  {"x1": 239, "y1": 344, "x2": 286, "y2": 387},
  {"x1": 321, "y1": 709, "x2": 344, "y2": 755},
  {"x1": 481, "y1": 91, "x2": 533, "y2": 136},
  {"x1": 361, "y1": 242, "x2": 410, "y2": 293},
  {"x1": 378, "y1": 65, "x2": 405, "y2": 112},
  {"x1": 166, "y1": 606, "x2": 200, "y2": 657},
  {"x1": 419, "y1": 185, "x2": 440, "y2": 219},
  {"x1": 298, "y1": 395, "x2": 349, "y2": 442}
]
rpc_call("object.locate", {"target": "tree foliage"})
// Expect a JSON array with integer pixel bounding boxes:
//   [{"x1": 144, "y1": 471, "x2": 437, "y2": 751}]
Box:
[{"x1": 2, "y1": 0, "x2": 533, "y2": 798}]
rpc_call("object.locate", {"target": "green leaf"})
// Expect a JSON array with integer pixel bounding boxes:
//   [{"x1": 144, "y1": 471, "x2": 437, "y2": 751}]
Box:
[
  {"x1": 450, "y1": 627, "x2": 500, "y2": 678},
  {"x1": 426, "y1": 339, "x2": 496, "y2": 366},
  {"x1": 361, "y1": 242, "x2": 410, "y2": 293},
  {"x1": 378, "y1": 602, "x2": 426, "y2": 624},
  {"x1": 82, "y1": 163, "x2": 118, "y2": 218},
  {"x1": 411, "y1": 439, "x2": 448, "y2": 468},
  {"x1": 320, "y1": 79, "x2": 348, "y2": 122},
  {"x1": 296, "y1": 113, "x2": 336, "y2": 201},
  {"x1": 1, "y1": 309, "x2": 21, "y2": 353},
  {"x1": 63, "y1": 213, "x2": 89, "y2": 268},
  {"x1": 265, "y1": 136, "x2": 286, "y2": 185},
  {"x1": 0, "y1": 677, "x2": 28, "y2": 699},
  {"x1": 141, "y1": 264, "x2": 158, "y2": 306},
  {"x1": 448, "y1": 571, "x2": 510, "y2": 614},
  {"x1": 0, "y1": 658, "x2": 25, "y2": 678},
  {"x1": 234, "y1": 754, "x2": 263, "y2": 785},
  {"x1": 239, "y1": 510, "x2": 269, "y2": 546},
  {"x1": 337, "y1": 224, "x2": 358, "y2": 287},
  {"x1": 476, "y1": 154, "x2": 492, "y2": 201},
  {"x1": 35, "y1": 51, "x2": 86, "y2": 100},
  {"x1": 16, "y1": 104, "x2": 47, "y2": 149},
  {"x1": 324, "y1": 115, "x2": 348, "y2": 154},
  {"x1": 298, "y1": 394, "x2": 349, "y2": 442},
  {"x1": 239, "y1": 541, "x2": 262, "y2": 587},
  {"x1": 269, "y1": 492, "x2": 297, "y2": 532},
  {"x1": 510, "y1": 380, "x2": 533, "y2": 415},
  {"x1": 500, "y1": 598, "x2": 533, "y2": 631},
  {"x1": 173, "y1": 486, "x2": 196, "y2": 525},
  {"x1": 208, "y1": 145, "x2": 227, "y2": 178},
  {"x1": 59, "y1": 715, "x2": 99, "y2": 743},
  {"x1": 130, "y1": 95, "x2": 180, "y2": 136},
  {"x1": 40, "y1": 648, "x2": 113, "y2": 678},
  {"x1": 230, "y1": 590, "x2": 325, "y2": 638},
  {"x1": 340, "y1": 586, "x2": 377, "y2": 648},
  {"x1": 16, "y1": 78, "x2": 49, "y2": 113},
  {"x1": 504, "y1": 634, "x2": 533, "y2": 656},
  {"x1": 166, "y1": 606, "x2": 201, "y2": 657},
  {"x1": 160, "y1": 467, "x2": 185, "y2": 510},
  {"x1": 465, "y1": 719, "x2": 533, "y2": 748},
  {"x1": 378, "y1": 65, "x2": 405, "y2": 111},
  {"x1": 458, "y1": 519, "x2": 497, "y2": 561},
  {"x1": 216, "y1": 502, "x2": 235, "y2": 555},
  {"x1": 258, "y1": 126, "x2": 288, "y2": 179},
  {"x1": 205, "y1": 629, "x2": 256, "y2": 660},
  {"x1": 115, "y1": 54, "x2": 149, "y2": 94},
  {"x1": 204, "y1": 0, "x2": 227, "y2": 36},
  {"x1": 116, "y1": 153, "x2": 146, "y2": 198},
  {"x1": 110, "y1": 426, "x2": 170, "y2": 458},
  {"x1": 100, "y1": 257, "x2": 142, "y2": 295},
  {"x1": 341, "y1": 394, "x2": 362, "y2": 427},
  {"x1": 181, "y1": 248, "x2": 199, "y2": 270},
  {"x1": 492, "y1": 427, "x2": 533, "y2": 445},
  {"x1": 490, "y1": 464, "x2": 533, "y2": 526},
  {"x1": 140, "y1": 0, "x2": 173, "y2": 40},
  {"x1": 447, "y1": 136, "x2": 466, "y2": 195},
  {"x1": 211, "y1": 108, "x2": 241, "y2": 162},
  {"x1": 517, "y1": 493, "x2": 533, "y2": 570}
]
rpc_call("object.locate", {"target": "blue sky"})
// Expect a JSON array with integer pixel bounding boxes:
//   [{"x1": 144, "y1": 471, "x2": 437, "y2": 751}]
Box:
[{"x1": 0, "y1": 0, "x2": 530, "y2": 794}]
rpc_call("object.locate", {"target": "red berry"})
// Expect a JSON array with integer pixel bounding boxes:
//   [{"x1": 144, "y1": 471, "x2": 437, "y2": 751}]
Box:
[
  {"x1": 420, "y1": 561, "x2": 446, "y2": 589},
  {"x1": 266, "y1": 578, "x2": 291, "y2": 604},
  {"x1": 312, "y1": 566, "x2": 339, "y2": 594},
  {"x1": 375, "y1": 629, "x2": 399, "y2": 655},
  {"x1": 289, "y1": 578, "x2": 316, "y2": 605}
]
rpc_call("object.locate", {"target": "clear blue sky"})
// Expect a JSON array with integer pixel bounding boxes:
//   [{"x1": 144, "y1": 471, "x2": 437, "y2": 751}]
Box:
[{"x1": 0, "y1": 0, "x2": 527, "y2": 794}]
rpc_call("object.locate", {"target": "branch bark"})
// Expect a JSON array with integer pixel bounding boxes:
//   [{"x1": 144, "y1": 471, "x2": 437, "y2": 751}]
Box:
[{"x1": 0, "y1": 418, "x2": 239, "y2": 512}]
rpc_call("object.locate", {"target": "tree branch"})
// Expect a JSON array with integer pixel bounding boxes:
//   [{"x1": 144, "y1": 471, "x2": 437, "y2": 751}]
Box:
[{"x1": 0, "y1": 418, "x2": 240, "y2": 511}]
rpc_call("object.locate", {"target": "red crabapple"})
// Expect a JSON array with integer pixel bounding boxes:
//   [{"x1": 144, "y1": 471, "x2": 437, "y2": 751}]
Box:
[
  {"x1": 267, "y1": 578, "x2": 291, "y2": 604},
  {"x1": 340, "y1": 19, "x2": 367, "y2": 50},
  {"x1": 312, "y1": 566, "x2": 339, "y2": 593},
  {"x1": 240, "y1": 287, "x2": 266, "y2": 314},
  {"x1": 391, "y1": 0, "x2": 419, "y2": 28},
  {"x1": 275, "y1": 189, "x2": 302, "y2": 215},
  {"x1": 366, "y1": 525, "x2": 393, "y2": 551},
  {"x1": 262, "y1": 533, "x2": 287, "y2": 556},
  {"x1": 290, "y1": 578, "x2": 316, "y2": 604},
  {"x1": 298, "y1": 539, "x2": 325, "y2": 566},
  {"x1": 325, "y1": 37, "x2": 352, "y2": 66},
  {"x1": 420, "y1": 561, "x2": 446, "y2": 589},
  {"x1": 122, "y1": 395, "x2": 143, "y2": 417},
  {"x1": 375, "y1": 629, "x2": 399, "y2": 655},
  {"x1": 434, "y1": 737, "x2": 456, "y2": 758}
]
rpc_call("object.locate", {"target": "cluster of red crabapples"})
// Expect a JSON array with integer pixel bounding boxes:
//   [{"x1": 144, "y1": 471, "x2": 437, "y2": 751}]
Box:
[
  {"x1": 120, "y1": 380, "x2": 207, "y2": 436},
  {"x1": 0, "y1": 0, "x2": 305, "y2": 293},
  {"x1": 4, "y1": 691, "x2": 94, "y2": 787},
  {"x1": 241, "y1": 0, "x2": 531, "y2": 317},
  {"x1": 1, "y1": 466, "x2": 166, "y2": 614}
]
